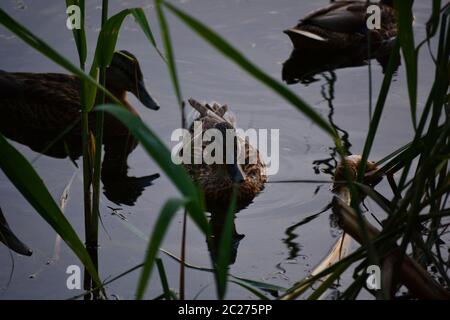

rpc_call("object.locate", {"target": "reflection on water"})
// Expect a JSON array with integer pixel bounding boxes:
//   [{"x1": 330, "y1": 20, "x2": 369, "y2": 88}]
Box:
[
  {"x1": 208, "y1": 212, "x2": 244, "y2": 266},
  {"x1": 0, "y1": 0, "x2": 436, "y2": 299},
  {"x1": 0, "y1": 112, "x2": 159, "y2": 299},
  {"x1": 282, "y1": 39, "x2": 400, "y2": 179},
  {"x1": 0, "y1": 125, "x2": 160, "y2": 207},
  {"x1": 279, "y1": 36, "x2": 400, "y2": 261},
  {"x1": 282, "y1": 41, "x2": 399, "y2": 85},
  {"x1": 312, "y1": 71, "x2": 352, "y2": 177}
]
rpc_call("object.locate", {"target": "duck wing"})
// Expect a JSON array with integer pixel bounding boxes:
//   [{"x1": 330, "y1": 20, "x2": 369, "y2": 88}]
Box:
[
  {"x1": 0, "y1": 72, "x2": 83, "y2": 135},
  {"x1": 299, "y1": 1, "x2": 367, "y2": 34}
]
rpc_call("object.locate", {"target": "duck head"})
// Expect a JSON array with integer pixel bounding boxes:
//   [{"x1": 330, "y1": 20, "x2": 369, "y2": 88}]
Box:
[
  {"x1": 214, "y1": 121, "x2": 246, "y2": 184},
  {"x1": 106, "y1": 50, "x2": 160, "y2": 110}
]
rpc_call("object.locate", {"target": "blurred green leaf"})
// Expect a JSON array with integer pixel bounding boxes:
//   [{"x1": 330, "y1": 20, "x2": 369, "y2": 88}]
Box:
[
  {"x1": 357, "y1": 41, "x2": 400, "y2": 181},
  {"x1": 156, "y1": 258, "x2": 174, "y2": 300},
  {"x1": 0, "y1": 135, "x2": 100, "y2": 285},
  {"x1": 136, "y1": 198, "x2": 185, "y2": 300},
  {"x1": 155, "y1": 0, "x2": 183, "y2": 108},
  {"x1": 394, "y1": 0, "x2": 417, "y2": 128},
  {"x1": 215, "y1": 186, "x2": 237, "y2": 299},
  {"x1": 230, "y1": 280, "x2": 270, "y2": 300}
]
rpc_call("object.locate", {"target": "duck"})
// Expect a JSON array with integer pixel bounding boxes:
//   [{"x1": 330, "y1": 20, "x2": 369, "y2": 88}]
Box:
[
  {"x1": 284, "y1": 0, "x2": 397, "y2": 52},
  {"x1": 0, "y1": 50, "x2": 160, "y2": 149},
  {"x1": 181, "y1": 98, "x2": 267, "y2": 214}
]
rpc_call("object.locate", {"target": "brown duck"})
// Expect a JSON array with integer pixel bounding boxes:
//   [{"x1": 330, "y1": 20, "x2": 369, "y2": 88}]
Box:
[
  {"x1": 0, "y1": 50, "x2": 160, "y2": 151},
  {"x1": 284, "y1": 0, "x2": 397, "y2": 51},
  {"x1": 182, "y1": 98, "x2": 267, "y2": 213}
]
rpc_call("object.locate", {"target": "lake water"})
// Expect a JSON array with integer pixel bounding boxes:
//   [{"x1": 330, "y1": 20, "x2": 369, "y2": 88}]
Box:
[{"x1": 0, "y1": 0, "x2": 438, "y2": 299}]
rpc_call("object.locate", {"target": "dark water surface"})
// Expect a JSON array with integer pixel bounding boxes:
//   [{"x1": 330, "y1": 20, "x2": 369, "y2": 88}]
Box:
[{"x1": 0, "y1": 0, "x2": 438, "y2": 299}]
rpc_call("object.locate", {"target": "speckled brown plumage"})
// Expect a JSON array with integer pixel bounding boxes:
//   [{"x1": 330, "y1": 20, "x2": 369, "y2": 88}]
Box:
[
  {"x1": 183, "y1": 98, "x2": 267, "y2": 213},
  {"x1": 285, "y1": 0, "x2": 397, "y2": 51}
]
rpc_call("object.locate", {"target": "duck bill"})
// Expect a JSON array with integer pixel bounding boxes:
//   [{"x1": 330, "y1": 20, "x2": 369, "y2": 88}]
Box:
[
  {"x1": 227, "y1": 163, "x2": 246, "y2": 184},
  {"x1": 136, "y1": 80, "x2": 160, "y2": 110}
]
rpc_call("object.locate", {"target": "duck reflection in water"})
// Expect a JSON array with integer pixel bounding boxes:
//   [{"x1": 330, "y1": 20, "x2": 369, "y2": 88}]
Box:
[
  {"x1": 207, "y1": 211, "x2": 245, "y2": 266},
  {"x1": 280, "y1": 9, "x2": 400, "y2": 259},
  {"x1": 282, "y1": 42, "x2": 400, "y2": 85},
  {"x1": 0, "y1": 123, "x2": 159, "y2": 207}
]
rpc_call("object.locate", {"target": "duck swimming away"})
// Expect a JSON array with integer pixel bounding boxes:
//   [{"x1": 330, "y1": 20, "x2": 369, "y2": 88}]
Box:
[
  {"x1": 284, "y1": 0, "x2": 397, "y2": 51},
  {"x1": 182, "y1": 98, "x2": 267, "y2": 214},
  {"x1": 0, "y1": 50, "x2": 160, "y2": 146}
]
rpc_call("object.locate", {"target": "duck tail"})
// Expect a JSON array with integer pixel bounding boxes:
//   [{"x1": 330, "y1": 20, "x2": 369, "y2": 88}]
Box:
[
  {"x1": 284, "y1": 28, "x2": 328, "y2": 42},
  {"x1": 187, "y1": 97, "x2": 232, "y2": 125},
  {"x1": 187, "y1": 98, "x2": 210, "y2": 116}
]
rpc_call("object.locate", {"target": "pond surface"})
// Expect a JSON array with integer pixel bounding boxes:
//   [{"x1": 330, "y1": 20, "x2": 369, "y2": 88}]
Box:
[{"x1": 0, "y1": 0, "x2": 437, "y2": 299}]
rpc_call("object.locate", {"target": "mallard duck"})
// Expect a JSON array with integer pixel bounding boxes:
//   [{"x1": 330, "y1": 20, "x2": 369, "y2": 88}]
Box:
[
  {"x1": 0, "y1": 50, "x2": 160, "y2": 145},
  {"x1": 284, "y1": 0, "x2": 397, "y2": 51},
  {"x1": 182, "y1": 98, "x2": 267, "y2": 213}
]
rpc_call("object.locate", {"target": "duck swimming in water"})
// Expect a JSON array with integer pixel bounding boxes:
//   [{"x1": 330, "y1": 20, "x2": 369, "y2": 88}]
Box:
[
  {"x1": 181, "y1": 98, "x2": 266, "y2": 214},
  {"x1": 0, "y1": 50, "x2": 160, "y2": 149},
  {"x1": 284, "y1": 0, "x2": 397, "y2": 51}
]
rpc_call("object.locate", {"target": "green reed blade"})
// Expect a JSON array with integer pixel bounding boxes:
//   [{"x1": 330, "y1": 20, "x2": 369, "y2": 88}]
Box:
[
  {"x1": 132, "y1": 7, "x2": 166, "y2": 61},
  {"x1": 136, "y1": 198, "x2": 185, "y2": 300},
  {"x1": 162, "y1": 1, "x2": 337, "y2": 138},
  {"x1": 97, "y1": 104, "x2": 208, "y2": 233},
  {"x1": 394, "y1": 0, "x2": 418, "y2": 129},
  {"x1": 229, "y1": 280, "x2": 270, "y2": 300},
  {"x1": 156, "y1": 258, "x2": 173, "y2": 300},
  {"x1": 0, "y1": 134, "x2": 100, "y2": 286},
  {"x1": 357, "y1": 41, "x2": 400, "y2": 182},
  {"x1": 215, "y1": 185, "x2": 237, "y2": 299},
  {"x1": 155, "y1": 0, "x2": 182, "y2": 109}
]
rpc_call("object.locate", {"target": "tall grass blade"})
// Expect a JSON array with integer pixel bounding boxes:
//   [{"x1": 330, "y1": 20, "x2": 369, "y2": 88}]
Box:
[
  {"x1": 132, "y1": 7, "x2": 166, "y2": 61},
  {"x1": 0, "y1": 135, "x2": 100, "y2": 285},
  {"x1": 394, "y1": 0, "x2": 417, "y2": 128},
  {"x1": 229, "y1": 280, "x2": 270, "y2": 300},
  {"x1": 215, "y1": 185, "x2": 237, "y2": 299},
  {"x1": 97, "y1": 104, "x2": 208, "y2": 233},
  {"x1": 156, "y1": 258, "x2": 173, "y2": 300},
  {"x1": 357, "y1": 41, "x2": 401, "y2": 181},
  {"x1": 162, "y1": 1, "x2": 337, "y2": 138},
  {"x1": 155, "y1": 0, "x2": 183, "y2": 108},
  {"x1": 136, "y1": 198, "x2": 185, "y2": 300}
]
